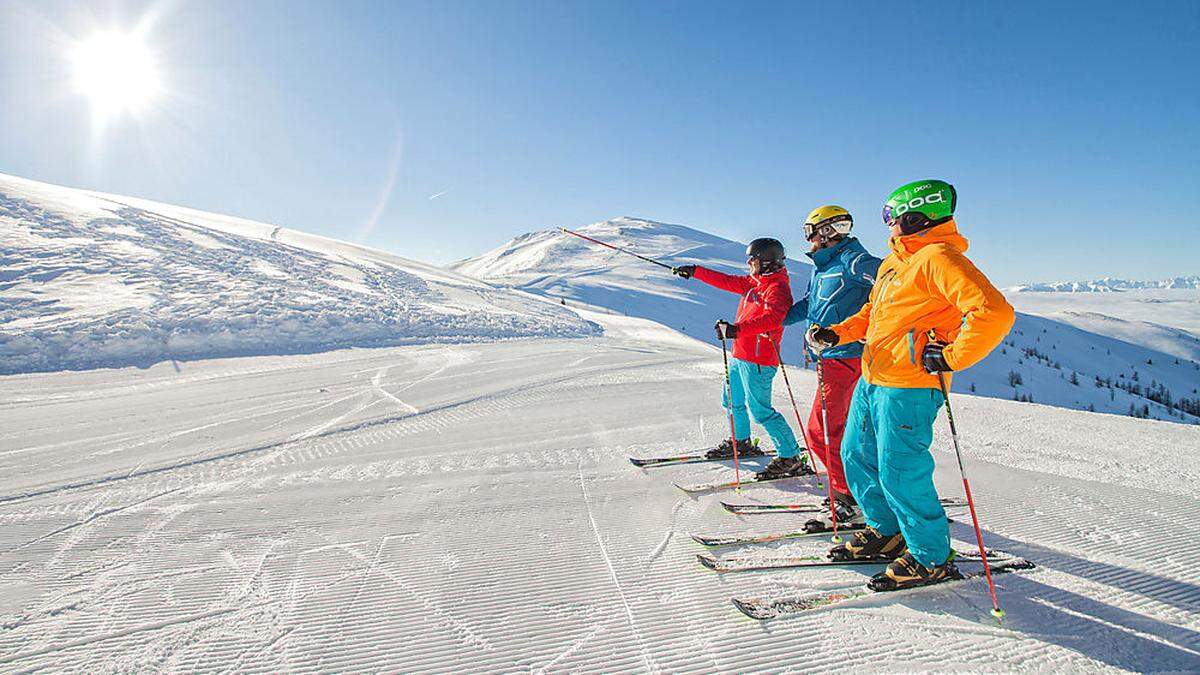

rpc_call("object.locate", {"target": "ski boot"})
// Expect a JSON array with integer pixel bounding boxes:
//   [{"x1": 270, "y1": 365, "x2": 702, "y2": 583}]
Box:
[
  {"x1": 804, "y1": 496, "x2": 864, "y2": 533},
  {"x1": 705, "y1": 438, "x2": 764, "y2": 460},
  {"x1": 867, "y1": 552, "x2": 963, "y2": 592},
  {"x1": 754, "y1": 454, "x2": 814, "y2": 481},
  {"x1": 827, "y1": 526, "x2": 907, "y2": 562}
]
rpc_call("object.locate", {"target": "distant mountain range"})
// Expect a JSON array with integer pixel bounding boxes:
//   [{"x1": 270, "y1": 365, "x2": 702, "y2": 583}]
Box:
[{"x1": 1006, "y1": 276, "x2": 1200, "y2": 293}]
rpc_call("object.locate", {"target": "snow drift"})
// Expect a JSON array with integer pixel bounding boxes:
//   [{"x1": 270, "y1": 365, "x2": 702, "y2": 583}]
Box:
[{"x1": 0, "y1": 173, "x2": 598, "y2": 374}]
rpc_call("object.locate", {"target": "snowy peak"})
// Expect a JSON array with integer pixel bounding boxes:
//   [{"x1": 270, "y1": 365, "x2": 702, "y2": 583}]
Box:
[
  {"x1": 452, "y1": 216, "x2": 815, "y2": 363},
  {"x1": 452, "y1": 216, "x2": 736, "y2": 280},
  {"x1": 1006, "y1": 275, "x2": 1200, "y2": 292},
  {"x1": 0, "y1": 172, "x2": 598, "y2": 374}
]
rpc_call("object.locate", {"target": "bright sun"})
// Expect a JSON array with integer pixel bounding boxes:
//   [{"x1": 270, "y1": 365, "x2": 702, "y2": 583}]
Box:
[{"x1": 70, "y1": 31, "x2": 161, "y2": 118}]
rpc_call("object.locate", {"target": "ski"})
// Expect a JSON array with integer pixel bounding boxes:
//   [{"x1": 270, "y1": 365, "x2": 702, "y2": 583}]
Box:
[
  {"x1": 721, "y1": 496, "x2": 967, "y2": 515},
  {"x1": 731, "y1": 558, "x2": 1037, "y2": 620},
  {"x1": 629, "y1": 449, "x2": 772, "y2": 468},
  {"x1": 698, "y1": 548, "x2": 1014, "y2": 574},
  {"x1": 673, "y1": 472, "x2": 815, "y2": 494},
  {"x1": 691, "y1": 525, "x2": 867, "y2": 548}
]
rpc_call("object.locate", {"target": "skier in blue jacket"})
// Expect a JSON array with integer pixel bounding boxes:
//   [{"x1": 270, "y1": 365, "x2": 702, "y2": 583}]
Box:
[{"x1": 764, "y1": 206, "x2": 880, "y2": 527}]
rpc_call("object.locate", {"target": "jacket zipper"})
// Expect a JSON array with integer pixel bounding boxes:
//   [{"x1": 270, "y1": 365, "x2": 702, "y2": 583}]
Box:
[{"x1": 907, "y1": 329, "x2": 917, "y2": 365}]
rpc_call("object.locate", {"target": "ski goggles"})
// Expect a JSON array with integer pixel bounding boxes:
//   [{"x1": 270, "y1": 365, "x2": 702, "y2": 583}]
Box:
[
  {"x1": 804, "y1": 222, "x2": 837, "y2": 241},
  {"x1": 882, "y1": 206, "x2": 930, "y2": 231},
  {"x1": 804, "y1": 216, "x2": 850, "y2": 241},
  {"x1": 882, "y1": 204, "x2": 898, "y2": 227}
]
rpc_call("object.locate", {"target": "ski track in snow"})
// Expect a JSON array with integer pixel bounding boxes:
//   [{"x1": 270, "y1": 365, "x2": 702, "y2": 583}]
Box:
[
  {"x1": 577, "y1": 461, "x2": 657, "y2": 673},
  {"x1": 1, "y1": 313, "x2": 1199, "y2": 671}
]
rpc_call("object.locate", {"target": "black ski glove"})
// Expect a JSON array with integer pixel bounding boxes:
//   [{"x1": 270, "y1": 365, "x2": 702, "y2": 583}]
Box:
[
  {"x1": 672, "y1": 265, "x2": 696, "y2": 279},
  {"x1": 921, "y1": 343, "x2": 954, "y2": 373},
  {"x1": 714, "y1": 320, "x2": 739, "y2": 340},
  {"x1": 806, "y1": 325, "x2": 840, "y2": 353}
]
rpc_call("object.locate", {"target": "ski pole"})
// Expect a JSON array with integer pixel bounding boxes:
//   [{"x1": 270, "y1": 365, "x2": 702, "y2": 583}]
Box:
[
  {"x1": 558, "y1": 227, "x2": 674, "y2": 270},
  {"x1": 768, "y1": 338, "x2": 825, "y2": 490},
  {"x1": 814, "y1": 359, "x2": 843, "y2": 542},
  {"x1": 934, "y1": 368, "x2": 1005, "y2": 620},
  {"x1": 719, "y1": 333, "x2": 742, "y2": 490}
]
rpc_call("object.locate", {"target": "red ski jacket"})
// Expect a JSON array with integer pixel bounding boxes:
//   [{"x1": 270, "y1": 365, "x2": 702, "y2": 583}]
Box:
[{"x1": 693, "y1": 266, "x2": 792, "y2": 366}]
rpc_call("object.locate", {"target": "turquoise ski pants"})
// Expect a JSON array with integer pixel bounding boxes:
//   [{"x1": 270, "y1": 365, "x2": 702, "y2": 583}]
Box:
[
  {"x1": 841, "y1": 379, "x2": 951, "y2": 567},
  {"x1": 723, "y1": 357, "x2": 801, "y2": 457}
]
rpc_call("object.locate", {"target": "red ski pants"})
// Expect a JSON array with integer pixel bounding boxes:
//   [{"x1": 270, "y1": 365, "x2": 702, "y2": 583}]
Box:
[{"x1": 804, "y1": 357, "x2": 862, "y2": 496}]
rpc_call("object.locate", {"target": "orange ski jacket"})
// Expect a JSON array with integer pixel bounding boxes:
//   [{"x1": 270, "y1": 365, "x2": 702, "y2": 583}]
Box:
[{"x1": 828, "y1": 219, "x2": 1014, "y2": 389}]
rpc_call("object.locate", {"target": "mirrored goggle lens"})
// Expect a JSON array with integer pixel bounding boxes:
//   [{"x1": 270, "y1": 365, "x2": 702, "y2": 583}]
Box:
[
  {"x1": 882, "y1": 205, "x2": 896, "y2": 227},
  {"x1": 804, "y1": 223, "x2": 836, "y2": 241}
]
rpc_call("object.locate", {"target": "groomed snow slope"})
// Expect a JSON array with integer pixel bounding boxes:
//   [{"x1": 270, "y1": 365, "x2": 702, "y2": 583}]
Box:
[
  {"x1": 451, "y1": 217, "x2": 815, "y2": 365},
  {"x1": 1, "y1": 310, "x2": 1198, "y2": 671},
  {"x1": 0, "y1": 173, "x2": 598, "y2": 374}
]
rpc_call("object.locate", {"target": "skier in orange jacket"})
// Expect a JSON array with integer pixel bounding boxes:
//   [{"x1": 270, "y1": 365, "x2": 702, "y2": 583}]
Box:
[{"x1": 808, "y1": 180, "x2": 1014, "y2": 591}]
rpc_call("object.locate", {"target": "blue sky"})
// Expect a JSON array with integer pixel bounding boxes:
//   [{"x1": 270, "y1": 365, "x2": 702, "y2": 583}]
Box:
[{"x1": 1, "y1": 0, "x2": 1196, "y2": 285}]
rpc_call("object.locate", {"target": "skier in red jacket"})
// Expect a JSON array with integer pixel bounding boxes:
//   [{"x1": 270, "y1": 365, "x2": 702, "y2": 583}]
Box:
[{"x1": 673, "y1": 238, "x2": 809, "y2": 471}]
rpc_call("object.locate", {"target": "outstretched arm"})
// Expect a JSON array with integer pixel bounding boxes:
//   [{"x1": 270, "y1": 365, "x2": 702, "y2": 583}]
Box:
[{"x1": 692, "y1": 266, "x2": 753, "y2": 295}]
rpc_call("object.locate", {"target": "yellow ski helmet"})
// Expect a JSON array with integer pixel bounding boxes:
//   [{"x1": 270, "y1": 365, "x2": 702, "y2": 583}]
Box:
[{"x1": 803, "y1": 205, "x2": 853, "y2": 242}]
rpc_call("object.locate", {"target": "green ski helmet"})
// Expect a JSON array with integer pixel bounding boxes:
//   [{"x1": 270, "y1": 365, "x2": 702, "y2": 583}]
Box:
[{"x1": 882, "y1": 179, "x2": 956, "y2": 234}]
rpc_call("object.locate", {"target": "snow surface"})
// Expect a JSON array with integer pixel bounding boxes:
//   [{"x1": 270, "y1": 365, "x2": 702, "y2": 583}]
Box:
[
  {"x1": 3, "y1": 175, "x2": 1200, "y2": 670},
  {"x1": 457, "y1": 220, "x2": 1200, "y2": 425},
  {"x1": 451, "y1": 217, "x2": 815, "y2": 365},
  {"x1": 0, "y1": 173, "x2": 598, "y2": 375},
  {"x1": 2, "y1": 309, "x2": 1198, "y2": 671}
]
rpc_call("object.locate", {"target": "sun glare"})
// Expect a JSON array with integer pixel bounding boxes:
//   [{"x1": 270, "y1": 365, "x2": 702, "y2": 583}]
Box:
[{"x1": 70, "y1": 31, "x2": 161, "y2": 118}]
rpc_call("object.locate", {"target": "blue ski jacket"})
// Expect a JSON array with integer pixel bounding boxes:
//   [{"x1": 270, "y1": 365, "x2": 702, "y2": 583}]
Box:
[{"x1": 783, "y1": 236, "x2": 881, "y2": 360}]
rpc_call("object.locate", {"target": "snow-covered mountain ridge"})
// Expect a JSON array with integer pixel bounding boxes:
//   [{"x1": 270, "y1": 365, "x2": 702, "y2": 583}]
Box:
[
  {"x1": 1007, "y1": 275, "x2": 1200, "y2": 292},
  {"x1": 0, "y1": 173, "x2": 598, "y2": 374},
  {"x1": 458, "y1": 219, "x2": 1200, "y2": 425},
  {"x1": 452, "y1": 216, "x2": 814, "y2": 364}
]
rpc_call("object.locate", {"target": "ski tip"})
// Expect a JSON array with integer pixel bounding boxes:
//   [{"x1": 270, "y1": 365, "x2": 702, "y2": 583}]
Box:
[
  {"x1": 696, "y1": 554, "x2": 722, "y2": 571},
  {"x1": 690, "y1": 533, "x2": 713, "y2": 547},
  {"x1": 628, "y1": 457, "x2": 647, "y2": 467},
  {"x1": 731, "y1": 597, "x2": 770, "y2": 621},
  {"x1": 724, "y1": 595, "x2": 772, "y2": 619}
]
